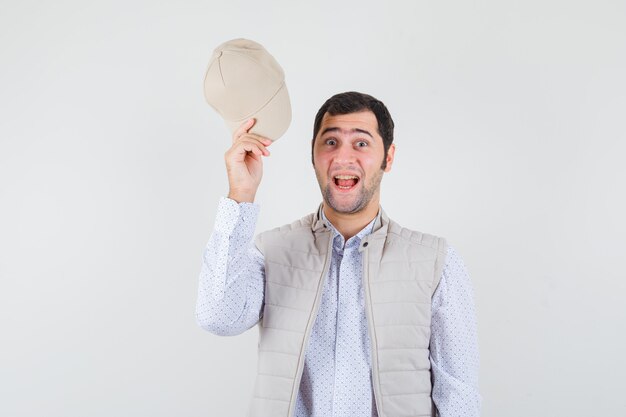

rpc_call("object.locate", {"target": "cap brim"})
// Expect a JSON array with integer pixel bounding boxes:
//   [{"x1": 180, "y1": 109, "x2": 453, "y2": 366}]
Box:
[{"x1": 225, "y1": 83, "x2": 292, "y2": 142}]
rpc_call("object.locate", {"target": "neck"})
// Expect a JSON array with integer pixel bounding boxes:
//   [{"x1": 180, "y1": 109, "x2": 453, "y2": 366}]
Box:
[{"x1": 322, "y1": 199, "x2": 380, "y2": 241}]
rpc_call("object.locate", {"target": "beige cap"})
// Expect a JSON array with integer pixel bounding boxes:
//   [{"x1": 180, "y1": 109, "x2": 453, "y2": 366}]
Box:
[{"x1": 203, "y1": 38, "x2": 291, "y2": 141}]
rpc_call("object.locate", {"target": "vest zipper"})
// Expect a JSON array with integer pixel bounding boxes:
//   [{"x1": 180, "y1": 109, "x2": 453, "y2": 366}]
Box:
[
  {"x1": 286, "y1": 232, "x2": 334, "y2": 417},
  {"x1": 362, "y1": 239, "x2": 383, "y2": 417}
]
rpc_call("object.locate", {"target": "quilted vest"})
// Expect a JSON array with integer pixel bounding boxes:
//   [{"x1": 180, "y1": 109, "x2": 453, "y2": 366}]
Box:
[{"x1": 250, "y1": 204, "x2": 448, "y2": 417}]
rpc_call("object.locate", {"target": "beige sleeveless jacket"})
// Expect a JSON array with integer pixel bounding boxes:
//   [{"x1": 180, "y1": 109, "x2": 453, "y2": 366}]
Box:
[{"x1": 250, "y1": 205, "x2": 447, "y2": 417}]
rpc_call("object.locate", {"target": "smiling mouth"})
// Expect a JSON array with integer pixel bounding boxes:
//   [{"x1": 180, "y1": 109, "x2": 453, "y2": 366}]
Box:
[{"x1": 333, "y1": 175, "x2": 360, "y2": 190}]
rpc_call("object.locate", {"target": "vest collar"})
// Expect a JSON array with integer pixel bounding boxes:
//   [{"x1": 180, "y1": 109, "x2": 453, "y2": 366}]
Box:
[{"x1": 311, "y1": 203, "x2": 390, "y2": 246}]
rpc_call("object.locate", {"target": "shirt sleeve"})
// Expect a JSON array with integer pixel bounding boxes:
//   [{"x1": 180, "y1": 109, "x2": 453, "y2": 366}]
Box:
[
  {"x1": 430, "y1": 245, "x2": 482, "y2": 417},
  {"x1": 195, "y1": 196, "x2": 265, "y2": 336}
]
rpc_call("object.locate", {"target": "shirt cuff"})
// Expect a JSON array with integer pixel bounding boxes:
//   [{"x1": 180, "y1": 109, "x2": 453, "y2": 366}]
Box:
[{"x1": 214, "y1": 196, "x2": 260, "y2": 236}]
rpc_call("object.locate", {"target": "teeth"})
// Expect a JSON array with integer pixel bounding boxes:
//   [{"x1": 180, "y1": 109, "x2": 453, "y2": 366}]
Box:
[{"x1": 334, "y1": 175, "x2": 359, "y2": 179}]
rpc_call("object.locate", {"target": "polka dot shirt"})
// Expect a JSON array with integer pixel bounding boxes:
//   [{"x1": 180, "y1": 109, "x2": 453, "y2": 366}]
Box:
[{"x1": 196, "y1": 197, "x2": 481, "y2": 417}]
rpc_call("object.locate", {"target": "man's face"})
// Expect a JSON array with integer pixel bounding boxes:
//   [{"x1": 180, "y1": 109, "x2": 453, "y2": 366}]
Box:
[{"x1": 312, "y1": 110, "x2": 395, "y2": 215}]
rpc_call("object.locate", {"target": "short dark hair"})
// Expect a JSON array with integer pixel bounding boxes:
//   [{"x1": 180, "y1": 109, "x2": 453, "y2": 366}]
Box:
[{"x1": 311, "y1": 91, "x2": 395, "y2": 169}]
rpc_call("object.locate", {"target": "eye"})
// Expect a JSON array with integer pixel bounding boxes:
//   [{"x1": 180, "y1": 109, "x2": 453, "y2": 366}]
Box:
[
  {"x1": 356, "y1": 141, "x2": 368, "y2": 147},
  {"x1": 325, "y1": 138, "x2": 337, "y2": 146}
]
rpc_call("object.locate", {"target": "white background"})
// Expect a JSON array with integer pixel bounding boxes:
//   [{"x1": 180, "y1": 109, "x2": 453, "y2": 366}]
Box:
[{"x1": 1, "y1": 1, "x2": 625, "y2": 416}]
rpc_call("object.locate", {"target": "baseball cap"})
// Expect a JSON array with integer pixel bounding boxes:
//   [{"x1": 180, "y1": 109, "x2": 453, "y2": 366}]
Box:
[{"x1": 203, "y1": 38, "x2": 291, "y2": 141}]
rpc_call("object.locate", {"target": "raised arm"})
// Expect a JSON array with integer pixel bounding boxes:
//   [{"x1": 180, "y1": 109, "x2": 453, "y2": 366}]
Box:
[
  {"x1": 195, "y1": 118, "x2": 272, "y2": 336},
  {"x1": 195, "y1": 197, "x2": 265, "y2": 336}
]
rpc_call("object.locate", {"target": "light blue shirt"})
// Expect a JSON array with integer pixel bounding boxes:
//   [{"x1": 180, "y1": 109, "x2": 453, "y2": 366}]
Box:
[
  {"x1": 295, "y1": 208, "x2": 378, "y2": 416},
  {"x1": 196, "y1": 197, "x2": 481, "y2": 416}
]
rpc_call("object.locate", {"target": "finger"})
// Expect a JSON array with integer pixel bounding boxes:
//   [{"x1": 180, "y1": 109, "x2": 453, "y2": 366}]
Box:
[
  {"x1": 238, "y1": 140, "x2": 270, "y2": 158},
  {"x1": 237, "y1": 138, "x2": 271, "y2": 156},
  {"x1": 232, "y1": 118, "x2": 256, "y2": 143},
  {"x1": 228, "y1": 144, "x2": 261, "y2": 161},
  {"x1": 246, "y1": 150, "x2": 261, "y2": 163},
  {"x1": 236, "y1": 132, "x2": 273, "y2": 147}
]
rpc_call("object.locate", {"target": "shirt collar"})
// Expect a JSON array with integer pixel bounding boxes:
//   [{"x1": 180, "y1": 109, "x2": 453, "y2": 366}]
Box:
[{"x1": 320, "y1": 206, "x2": 381, "y2": 247}]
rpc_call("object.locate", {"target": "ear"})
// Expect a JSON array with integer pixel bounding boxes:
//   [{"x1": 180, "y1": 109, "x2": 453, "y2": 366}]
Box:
[
  {"x1": 311, "y1": 137, "x2": 317, "y2": 166},
  {"x1": 383, "y1": 143, "x2": 396, "y2": 172}
]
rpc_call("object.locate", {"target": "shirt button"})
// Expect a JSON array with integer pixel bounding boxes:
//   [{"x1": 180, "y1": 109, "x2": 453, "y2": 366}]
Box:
[{"x1": 363, "y1": 242, "x2": 369, "y2": 247}]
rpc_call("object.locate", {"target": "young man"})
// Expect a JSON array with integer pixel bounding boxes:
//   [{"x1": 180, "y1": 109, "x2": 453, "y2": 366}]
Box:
[{"x1": 196, "y1": 92, "x2": 481, "y2": 417}]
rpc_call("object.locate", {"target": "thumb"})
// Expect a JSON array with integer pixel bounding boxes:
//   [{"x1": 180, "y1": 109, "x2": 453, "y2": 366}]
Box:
[
  {"x1": 233, "y1": 118, "x2": 257, "y2": 142},
  {"x1": 245, "y1": 118, "x2": 256, "y2": 131}
]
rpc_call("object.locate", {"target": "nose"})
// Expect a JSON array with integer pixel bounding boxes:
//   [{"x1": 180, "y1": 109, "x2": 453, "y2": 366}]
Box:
[{"x1": 333, "y1": 142, "x2": 356, "y2": 164}]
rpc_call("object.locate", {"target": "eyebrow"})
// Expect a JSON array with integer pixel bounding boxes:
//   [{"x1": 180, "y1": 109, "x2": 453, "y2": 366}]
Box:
[{"x1": 320, "y1": 127, "x2": 373, "y2": 139}]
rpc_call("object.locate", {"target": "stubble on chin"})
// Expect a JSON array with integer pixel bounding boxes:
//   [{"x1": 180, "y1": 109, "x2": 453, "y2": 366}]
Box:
[
  {"x1": 319, "y1": 169, "x2": 383, "y2": 215},
  {"x1": 323, "y1": 186, "x2": 367, "y2": 214}
]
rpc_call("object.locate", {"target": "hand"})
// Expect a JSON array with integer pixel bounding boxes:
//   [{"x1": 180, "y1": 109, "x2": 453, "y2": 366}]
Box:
[{"x1": 224, "y1": 118, "x2": 272, "y2": 203}]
